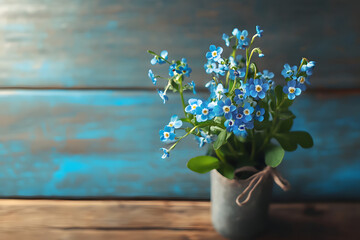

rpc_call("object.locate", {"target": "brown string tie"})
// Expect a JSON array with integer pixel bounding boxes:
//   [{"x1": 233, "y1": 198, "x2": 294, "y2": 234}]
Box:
[{"x1": 234, "y1": 166, "x2": 291, "y2": 206}]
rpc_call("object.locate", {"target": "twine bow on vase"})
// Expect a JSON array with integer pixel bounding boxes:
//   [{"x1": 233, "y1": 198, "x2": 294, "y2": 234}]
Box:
[{"x1": 234, "y1": 166, "x2": 291, "y2": 206}]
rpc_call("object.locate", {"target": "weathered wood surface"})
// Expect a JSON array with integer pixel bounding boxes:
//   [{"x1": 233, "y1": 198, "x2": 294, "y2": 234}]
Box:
[
  {"x1": 0, "y1": 200, "x2": 359, "y2": 240},
  {"x1": 0, "y1": 90, "x2": 358, "y2": 200},
  {"x1": 0, "y1": 0, "x2": 358, "y2": 88}
]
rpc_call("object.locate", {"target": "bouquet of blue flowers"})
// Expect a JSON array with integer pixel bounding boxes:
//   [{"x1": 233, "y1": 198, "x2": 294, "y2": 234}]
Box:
[{"x1": 148, "y1": 26, "x2": 315, "y2": 179}]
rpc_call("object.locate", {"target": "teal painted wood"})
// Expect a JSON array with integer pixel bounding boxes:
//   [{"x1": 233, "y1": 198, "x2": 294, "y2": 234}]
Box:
[
  {"x1": 0, "y1": 90, "x2": 358, "y2": 200},
  {"x1": 0, "y1": 0, "x2": 358, "y2": 88}
]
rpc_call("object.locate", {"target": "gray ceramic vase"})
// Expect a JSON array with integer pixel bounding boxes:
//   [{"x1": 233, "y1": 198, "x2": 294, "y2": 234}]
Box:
[{"x1": 210, "y1": 169, "x2": 273, "y2": 240}]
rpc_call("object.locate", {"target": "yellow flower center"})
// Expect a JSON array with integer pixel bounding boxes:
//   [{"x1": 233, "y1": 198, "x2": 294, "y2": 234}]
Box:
[
  {"x1": 244, "y1": 109, "x2": 250, "y2": 115},
  {"x1": 168, "y1": 123, "x2": 174, "y2": 127},
  {"x1": 192, "y1": 105, "x2": 197, "y2": 109},
  {"x1": 255, "y1": 85, "x2": 262, "y2": 92},
  {"x1": 256, "y1": 111, "x2": 261, "y2": 116},
  {"x1": 164, "y1": 132, "x2": 170, "y2": 138},
  {"x1": 289, "y1": 87, "x2": 295, "y2": 94},
  {"x1": 299, "y1": 77, "x2": 305, "y2": 84},
  {"x1": 202, "y1": 109, "x2": 209, "y2": 115},
  {"x1": 212, "y1": 51, "x2": 217, "y2": 57},
  {"x1": 223, "y1": 106, "x2": 230, "y2": 113}
]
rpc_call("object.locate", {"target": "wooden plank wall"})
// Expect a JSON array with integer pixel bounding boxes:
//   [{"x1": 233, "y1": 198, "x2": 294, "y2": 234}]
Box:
[{"x1": 0, "y1": 0, "x2": 359, "y2": 200}]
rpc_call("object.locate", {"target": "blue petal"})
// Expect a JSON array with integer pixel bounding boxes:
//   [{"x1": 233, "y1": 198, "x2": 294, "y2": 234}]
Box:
[
  {"x1": 174, "y1": 120, "x2": 182, "y2": 128},
  {"x1": 160, "y1": 50, "x2": 168, "y2": 58},
  {"x1": 150, "y1": 58, "x2": 157, "y2": 65},
  {"x1": 209, "y1": 45, "x2": 216, "y2": 51},
  {"x1": 258, "y1": 91, "x2": 266, "y2": 99},
  {"x1": 170, "y1": 115, "x2": 178, "y2": 122}
]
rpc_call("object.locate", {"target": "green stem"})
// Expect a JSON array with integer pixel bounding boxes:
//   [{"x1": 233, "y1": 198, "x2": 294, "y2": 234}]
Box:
[
  {"x1": 178, "y1": 75, "x2": 186, "y2": 116},
  {"x1": 258, "y1": 96, "x2": 287, "y2": 152},
  {"x1": 147, "y1": 50, "x2": 171, "y2": 64},
  {"x1": 168, "y1": 126, "x2": 198, "y2": 151},
  {"x1": 244, "y1": 47, "x2": 250, "y2": 83},
  {"x1": 226, "y1": 39, "x2": 238, "y2": 89}
]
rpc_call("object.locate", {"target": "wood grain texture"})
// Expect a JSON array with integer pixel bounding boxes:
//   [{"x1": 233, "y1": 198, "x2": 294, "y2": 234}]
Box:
[
  {"x1": 0, "y1": 200, "x2": 359, "y2": 239},
  {"x1": 0, "y1": 0, "x2": 358, "y2": 88},
  {"x1": 0, "y1": 90, "x2": 359, "y2": 200}
]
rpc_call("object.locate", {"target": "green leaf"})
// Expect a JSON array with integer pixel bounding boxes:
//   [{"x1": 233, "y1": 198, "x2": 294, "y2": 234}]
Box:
[
  {"x1": 226, "y1": 132, "x2": 233, "y2": 141},
  {"x1": 290, "y1": 131, "x2": 314, "y2": 148},
  {"x1": 278, "y1": 118, "x2": 293, "y2": 133},
  {"x1": 278, "y1": 110, "x2": 296, "y2": 120},
  {"x1": 179, "y1": 118, "x2": 192, "y2": 124},
  {"x1": 280, "y1": 99, "x2": 293, "y2": 109},
  {"x1": 254, "y1": 120, "x2": 271, "y2": 130},
  {"x1": 186, "y1": 156, "x2": 221, "y2": 174},
  {"x1": 213, "y1": 129, "x2": 227, "y2": 150},
  {"x1": 274, "y1": 133, "x2": 298, "y2": 151},
  {"x1": 170, "y1": 80, "x2": 179, "y2": 91},
  {"x1": 265, "y1": 144, "x2": 285, "y2": 167},
  {"x1": 218, "y1": 163, "x2": 235, "y2": 179}
]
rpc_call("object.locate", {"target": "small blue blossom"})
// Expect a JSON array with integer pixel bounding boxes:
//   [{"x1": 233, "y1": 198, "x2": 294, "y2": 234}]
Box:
[
  {"x1": 236, "y1": 30, "x2": 250, "y2": 49},
  {"x1": 229, "y1": 68, "x2": 246, "y2": 80},
  {"x1": 301, "y1": 61, "x2": 316, "y2": 76},
  {"x1": 281, "y1": 64, "x2": 297, "y2": 79},
  {"x1": 233, "y1": 124, "x2": 247, "y2": 137},
  {"x1": 249, "y1": 78, "x2": 269, "y2": 99},
  {"x1": 195, "y1": 131, "x2": 213, "y2": 148},
  {"x1": 206, "y1": 45, "x2": 223, "y2": 62},
  {"x1": 261, "y1": 70, "x2": 274, "y2": 80},
  {"x1": 214, "y1": 83, "x2": 228, "y2": 100},
  {"x1": 234, "y1": 88, "x2": 247, "y2": 105},
  {"x1": 254, "y1": 106, "x2": 265, "y2": 122},
  {"x1": 159, "y1": 126, "x2": 175, "y2": 142},
  {"x1": 204, "y1": 61, "x2": 217, "y2": 74},
  {"x1": 185, "y1": 98, "x2": 203, "y2": 114},
  {"x1": 157, "y1": 90, "x2": 168, "y2": 104},
  {"x1": 283, "y1": 80, "x2": 302, "y2": 100},
  {"x1": 148, "y1": 69, "x2": 157, "y2": 85},
  {"x1": 222, "y1": 33, "x2": 230, "y2": 47},
  {"x1": 232, "y1": 28, "x2": 240, "y2": 37},
  {"x1": 205, "y1": 80, "x2": 217, "y2": 99},
  {"x1": 195, "y1": 101, "x2": 215, "y2": 122},
  {"x1": 167, "y1": 115, "x2": 183, "y2": 129},
  {"x1": 151, "y1": 50, "x2": 168, "y2": 65},
  {"x1": 239, "y1": 102, "x2": 254, "y2": 122},
  {"x1": 177, "y1": 65, "x2": 192, "y2": 77},
  {"x1": 233, "y1": 108, "x2": 246, "y2": 125},
  {"x1": 256, "y1": 25, "x2": 263, "y2": 37},
  {"x1": 217, "y1": 58, "x2": 229, "y2": 76},
  {"x1": 160, "y1": 148, "x2": 169, "y2": 159},
  {"x1": 224, "y1": 119, "x2": 236, "y2": 132},
  {"x1": 258, "y1": 53, "x2": 264, "y2": 58},
  {"x1": 296, "y1": 76, "x2": 309, "y2": 91},
  {"x1": 188, "y1": 81, "x2": 196, "y2": 94},
  {"x1": 214, "y1": 98, "x2": 236, "y2": 119},
  {"x1": 169, "y1": 63, "x2": 178, "y2": 77}
]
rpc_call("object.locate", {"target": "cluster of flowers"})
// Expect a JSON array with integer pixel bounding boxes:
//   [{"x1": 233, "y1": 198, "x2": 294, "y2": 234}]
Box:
[{"x1": 148, "y1": 26, "x2": 315, "y2": 159}]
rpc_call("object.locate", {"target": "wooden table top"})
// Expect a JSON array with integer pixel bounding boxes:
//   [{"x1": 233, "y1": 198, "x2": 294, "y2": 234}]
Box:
[{"x1": 0, "y1": 200, "x2": 358, "y2": 239}]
